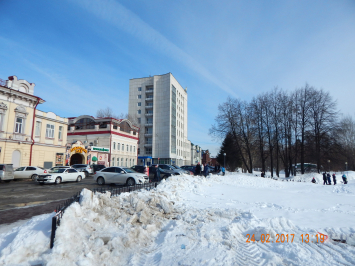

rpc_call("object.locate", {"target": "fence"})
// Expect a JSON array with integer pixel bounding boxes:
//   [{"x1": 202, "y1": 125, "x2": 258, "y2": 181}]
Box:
[{"x1": 50, "y1": 182, "x2": 159, "y2": 249}]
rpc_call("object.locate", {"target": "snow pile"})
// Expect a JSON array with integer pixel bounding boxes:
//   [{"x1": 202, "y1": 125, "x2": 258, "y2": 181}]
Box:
[{"x1": 1, "y1": 172, "x2": 355, "y2": 265}]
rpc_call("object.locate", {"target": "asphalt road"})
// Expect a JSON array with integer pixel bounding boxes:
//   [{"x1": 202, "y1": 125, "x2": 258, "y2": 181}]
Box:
[{"x1": 0, "y1": 176, "x2": 122, "y2": 225}]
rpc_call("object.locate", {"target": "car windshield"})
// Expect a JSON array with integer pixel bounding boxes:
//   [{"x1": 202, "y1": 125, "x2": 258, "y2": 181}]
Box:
[
  {"x1": 50, "y1": 169, "x2": 66, "y2": 173},
  {"x1": 122, "y1": 168, "x2": 137, "y2": 173}
]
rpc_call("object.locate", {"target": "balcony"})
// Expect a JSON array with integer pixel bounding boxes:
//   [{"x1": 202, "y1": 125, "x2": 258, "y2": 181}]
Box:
[
  {"x1": 145, "y1": 105, "x2": 153, "y2": 109},
  {"x1": 145, "y1": 97, "x2": 153, "y2": 102},
  {"x1": 145, "y1": 123, "x2": 153, "y2": 127},
  {"x1": 145, "y1": 113, "x2": 153, "y2": 117},
  {"x1": 144, "y1": 133, "x2": 152, "y2": 137},
  {"x1": 144, "y1": 143, "x2": 152, "y2": 147}
]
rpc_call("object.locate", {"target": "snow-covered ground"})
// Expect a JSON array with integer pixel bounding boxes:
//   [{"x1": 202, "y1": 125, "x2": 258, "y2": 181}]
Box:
[{"x1": 1, "y1": 171, "x2": 355, "y2": 265}]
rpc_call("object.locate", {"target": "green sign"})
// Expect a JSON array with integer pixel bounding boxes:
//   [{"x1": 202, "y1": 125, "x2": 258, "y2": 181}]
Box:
[
  {"x1": 91, "y1": 146, "x2": 110, "y2": 152},
  {"x1": 92, "y1": 156, "x2": 98, "y2": 162}
]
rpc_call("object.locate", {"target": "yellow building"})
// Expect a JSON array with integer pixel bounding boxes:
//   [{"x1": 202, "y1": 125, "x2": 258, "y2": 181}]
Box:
[{"x1": 0, "y1": 76, "x2": 68, "y2": 168}]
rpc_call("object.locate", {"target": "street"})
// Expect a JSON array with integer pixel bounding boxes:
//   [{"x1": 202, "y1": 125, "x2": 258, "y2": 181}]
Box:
[{"x1": 0, "y1": 176, "x2": 122, "y2": 225}]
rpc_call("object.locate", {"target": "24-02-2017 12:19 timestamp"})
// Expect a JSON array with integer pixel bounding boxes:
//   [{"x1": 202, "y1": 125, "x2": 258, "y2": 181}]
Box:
[{"x1": 246, "y1": 233, "x2": 327, "y2": 243}]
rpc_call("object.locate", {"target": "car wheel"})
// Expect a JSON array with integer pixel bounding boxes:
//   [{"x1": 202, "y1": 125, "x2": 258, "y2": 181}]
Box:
[
  {"x1": 55, "y1": 177, "x2": 61, "y2": 184},
  {"x1": 84, "y1": 171, "x2": 88, "y2": 178},
  {"x1": 97, "y1": 177, "x2": 105, "y2": 185},
  {"x1": 76, "y1": 175, "x2": 82, "y2": 182},
  {"x1": 126, "y1": 177, "x2": 135, "y2": 186},
  {"x1": 31, "y1": 174, "x2": 37, "y2": 181}
]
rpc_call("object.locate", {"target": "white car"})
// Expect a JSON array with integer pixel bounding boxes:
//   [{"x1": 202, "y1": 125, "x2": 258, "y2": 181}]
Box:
[
  {"x1": 37, "y1": 168, "x2": 83, "y2": 184},
  {"x1": 14, "y1": 166, "x2": 45, "y2": 180},
  {"x1": 93, "y1": 166, "x2": 149, "y2": 186}
]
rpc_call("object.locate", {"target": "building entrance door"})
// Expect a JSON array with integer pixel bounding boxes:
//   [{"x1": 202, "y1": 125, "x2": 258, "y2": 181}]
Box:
[
  {"x1": 12, "y1": 150, "x2": 21, "y2": 168},
  {"x1": 70, "y1": 153, "x2": 84, "y2": 165}
]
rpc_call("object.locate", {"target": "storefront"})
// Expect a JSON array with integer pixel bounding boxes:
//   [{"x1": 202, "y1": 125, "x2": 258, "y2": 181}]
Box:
[
  {"x1": 68, "y1": 141, "x2": 88, "y2": 165},
  {"x1": 89, "y1": 146, "x2": 110, "y2": 166}
]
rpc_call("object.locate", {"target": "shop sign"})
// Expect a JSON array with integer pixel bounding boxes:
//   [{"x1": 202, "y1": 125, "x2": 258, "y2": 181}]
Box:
[
  {"x1": 56, "y1": 153, "x2": 64, "y2": 165},
  {"x1": 70, "y1": 146, "x2": 87, "y2": 154},
  {"x1": 91, "y1": 146, "x2": 109, "y2": 152}
]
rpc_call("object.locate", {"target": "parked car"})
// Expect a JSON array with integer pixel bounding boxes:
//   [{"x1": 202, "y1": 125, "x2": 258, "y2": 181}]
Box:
[
  {"x1": 94, "y1": 167, "x2": 148, "y2": 186},
  {"x1": 37, "y1": 168, "x2": 83, "y2": 184},
  {"x1": 181, "y1": 165, "x2": 196, "y2": 174},
  {"x1": 43, "y1": 166, "x2": 71, "y2": 173},
  {"x1": 131, "y1": 165, "x2": 146, "y2": 174},
  {"x1": 171, "y1": 165, "x2": 193, "y2": 175},
  {"x1": 91, "y1": 164, "x2": 106, "y2": 173},
  {"x1": 149, "y1": 165, "x2": 179, "y2": 180},
  {"x1": 71, "y1": 164, "x2": 93, "y2": 177},
  {"x1": 0, "y1": 164, "x2": 14, "y2": 182},
  {"x1": 14, "y1": 166, "x2": 45, "y2": 180}
]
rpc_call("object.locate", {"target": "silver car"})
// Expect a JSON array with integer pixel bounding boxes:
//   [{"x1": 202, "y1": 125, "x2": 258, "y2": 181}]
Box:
[
  {"x1": 71, "y1": 164, "x2": 93, "y2": 177},
  {"x1": 93, "y1": 166, "x2": 149, "y2": 186},
  {"x1": 14, "y1": 166, "x2": 45, "y2": 180}
]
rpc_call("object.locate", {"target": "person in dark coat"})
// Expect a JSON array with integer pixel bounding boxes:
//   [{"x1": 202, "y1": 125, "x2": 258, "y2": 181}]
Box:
[
  {"x1": 312, "y1": 177, "x2": 316, "y2": 183},
  {"x1": 326, "y1": 173, "x2": 331, "y2": 185},
  {"x1": 332, "y1": 173, "x2": 336, "y2": 185},
  {"x1": 322, "y1": 172, "x2": 327, "y2": 185},
  {"x1": 261, "y1": 172, "x2": 265, "y2": 178},
  {"x1": 342, "y1": 174, "x2": 347, "y2": 184},
  {"x1": 195, "y1": 163, "x2": 201, "y2": 176},
  {"x1": 154, "y1": 165, "x2": 161, "y2": 182},
  {"x1": 203, "y1": 164, "x2": 209, "y2": 177}
]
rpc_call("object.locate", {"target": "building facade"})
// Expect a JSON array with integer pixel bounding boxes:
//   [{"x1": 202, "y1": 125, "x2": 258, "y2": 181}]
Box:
[
  {"x1": 0, "y1": 76, "x2": 68, "y2": 168},
  {"x1": 128, "y1": 73, "x2": 190, "y2": 166},
  {"x1": 66, "y1": 115, "x2": 139, "y2": 167}
]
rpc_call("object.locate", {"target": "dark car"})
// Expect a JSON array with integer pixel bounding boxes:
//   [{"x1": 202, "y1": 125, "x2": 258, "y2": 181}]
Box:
[
  {"x1": 131, "y1": 165, "x2": 146, "y2": 174},
  {"x1": 149, "y1": 165, "x2": 178, "y2": 180},
  {"x1": 91, "y1": 164, "x2": 106, "y2": 173},
  {"x1": 181, "y1": 165, "x2": 196, "y2": 174},
  {"x1": 171, "y1": 165, "x2": 192, "y2": 175}
]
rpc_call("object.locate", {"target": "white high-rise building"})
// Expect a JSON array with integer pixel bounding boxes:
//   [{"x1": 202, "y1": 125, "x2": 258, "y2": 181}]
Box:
[{"x1": 128, "y1": 73, "x2": 190, "y2": 166}]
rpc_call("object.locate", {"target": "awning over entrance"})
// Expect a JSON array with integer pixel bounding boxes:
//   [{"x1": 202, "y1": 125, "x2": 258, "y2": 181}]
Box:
[{"x1": 138, "y1": 156, "x2": 153, "y2": 159}]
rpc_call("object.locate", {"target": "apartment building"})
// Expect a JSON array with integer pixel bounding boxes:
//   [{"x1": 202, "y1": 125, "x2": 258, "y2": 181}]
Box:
[{"x1": 128, "y1": 73, "x2": 190, "y2": 166}]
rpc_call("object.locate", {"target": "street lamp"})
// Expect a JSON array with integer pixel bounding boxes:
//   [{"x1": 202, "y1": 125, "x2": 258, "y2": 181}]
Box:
[
  {"x1": 328, "y1": 160, "x2": 330, "y2": 172},
  {"x1": 345, "y1": 162, "x2": 348, "y2": 175},
  {"x1": 224, "y1": 153, "x2": 226, "y2": 168}
]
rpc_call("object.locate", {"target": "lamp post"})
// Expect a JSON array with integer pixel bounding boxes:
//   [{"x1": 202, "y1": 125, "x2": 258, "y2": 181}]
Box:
[
  {"x1": 345, "y1": 162, "x2": 348, "y2": 175},
  {"x1": 224, "y1": 153, "x2": 226, "y2": 168},
  {"x1": 328, "y1": 160, "x2": 330, "y2": 172}
]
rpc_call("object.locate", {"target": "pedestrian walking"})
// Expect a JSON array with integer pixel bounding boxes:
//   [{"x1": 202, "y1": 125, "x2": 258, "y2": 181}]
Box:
[
  {"x1": 203, "y1": 163, "x2": 209, "y2": 177},
  {"x1": 342, "y1": 174, "x2": 348, "y2": 184},
  {"x1": 332, "y1": 173, "x2": 336, "y2": 185},
  {"x1": 195, "y1": 162, "x2": 201, "y2": 176},
  {"x1": 327, "y1": 173, "x2": 331, "y2": 185},
  {"x1": 154, "y1": 165, "x2": 161, "y2": 182},
  {"x1": 222, "y1": 167, "x2": 225, "y2": 176},
  {"x1": 322, "y1": 172, "x2": 327, "y2": 185}
]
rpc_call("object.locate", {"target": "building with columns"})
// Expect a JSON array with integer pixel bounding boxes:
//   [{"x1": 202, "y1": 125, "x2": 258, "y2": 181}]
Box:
[{"x1": 0, "y1": 76, "x2": 68, "y2": 169}]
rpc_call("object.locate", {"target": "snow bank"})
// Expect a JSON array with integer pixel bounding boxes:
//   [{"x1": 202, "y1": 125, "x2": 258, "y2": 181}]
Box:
[{"x1": 1, "y1": 172, "x2": 355, "y2": 265}]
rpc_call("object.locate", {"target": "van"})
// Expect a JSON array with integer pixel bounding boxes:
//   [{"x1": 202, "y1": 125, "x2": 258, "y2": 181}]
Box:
[{"x1": 0, "y1": 164, "x2": 14, "y2": 182}]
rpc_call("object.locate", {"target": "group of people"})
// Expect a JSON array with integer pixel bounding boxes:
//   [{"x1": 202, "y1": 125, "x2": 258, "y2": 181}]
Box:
[
  {"x1": 311, "y1": 172, "x2": 348, "y2": 185},
  {"x1": 194, "y1": 162, "x2": 225, "y2": 177}
]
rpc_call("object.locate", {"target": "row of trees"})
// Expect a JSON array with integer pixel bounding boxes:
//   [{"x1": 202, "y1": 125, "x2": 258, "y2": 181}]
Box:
[{"x1": 210, "y1": 85, "x2": 355, "y2": 177}]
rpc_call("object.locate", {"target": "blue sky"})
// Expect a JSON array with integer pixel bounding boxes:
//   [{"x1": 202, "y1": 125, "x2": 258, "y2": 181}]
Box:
[{"x1": 1, "y1": 0, "x2": 355, "y2": 156}]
